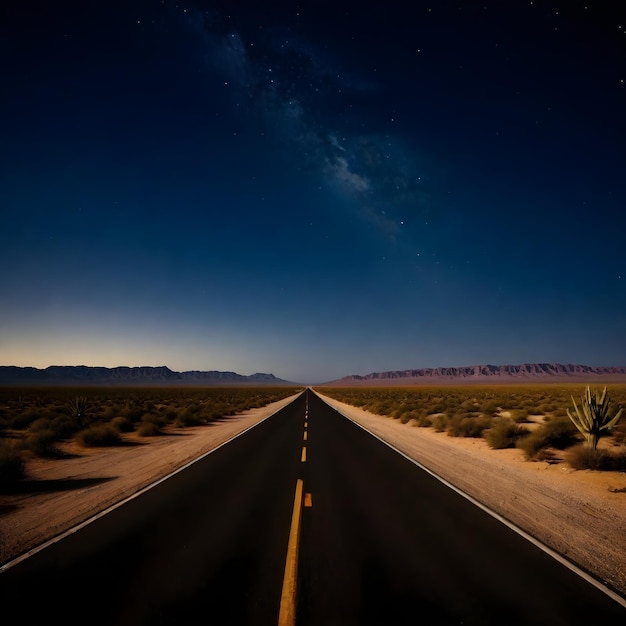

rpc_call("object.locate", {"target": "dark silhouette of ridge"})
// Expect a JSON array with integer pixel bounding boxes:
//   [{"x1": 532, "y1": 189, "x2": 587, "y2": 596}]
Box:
[
  {"x1": 0, "y1": 365, "x2": 298, "y2": 386},
  {"x1": 321, "y1": 363, "x2": 626, "y2": 386}
]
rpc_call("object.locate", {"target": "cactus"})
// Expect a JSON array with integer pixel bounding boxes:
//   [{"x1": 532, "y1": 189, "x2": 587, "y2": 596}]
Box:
[
  {"x1": 567, "y1": 386, "x2": 623, "y2": 450},
  {"x1": 66, "y1": 395, "x2": 91, "y2": 428}
]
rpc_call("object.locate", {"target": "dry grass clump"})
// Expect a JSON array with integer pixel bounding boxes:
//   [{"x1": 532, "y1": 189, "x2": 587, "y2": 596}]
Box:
[
  {"x1": 446, "y1": 413, "x2": 492, "y2": 438},
  {"x1": 110, "y1": 416, "x2": 134, "y2": 433},
  {"x1": 484, "y1": 418, "x2": 530, "y2": 449},
  {"x1": 21, "y1": 429, "x2": 61, "y2": 457},
  {"x1": 516, "y1": 416, "x2": 579, "y2": 460},
  {"x1": 137, "y1": 414, "x2": 165, "y2": 437},
  {"x1": 567, "y1": 445, "x2": 626, "y2": 471},
  {"x1": 76, "y1": 423, "x2": 122, "y2": 447}
]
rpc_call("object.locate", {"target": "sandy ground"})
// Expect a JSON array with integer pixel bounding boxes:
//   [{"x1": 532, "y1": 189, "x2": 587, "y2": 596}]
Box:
[{"x1": 1, "y1": 390, "x2": 626, "y2": 602}]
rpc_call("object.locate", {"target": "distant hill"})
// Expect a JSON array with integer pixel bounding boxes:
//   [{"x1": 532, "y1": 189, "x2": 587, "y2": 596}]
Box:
[
  {"x1": 0, "y1": 365, "x2": 298, "y2": 386},
  {"x1": 321, "y1": 363, "x2": 626, "y2": 386}
]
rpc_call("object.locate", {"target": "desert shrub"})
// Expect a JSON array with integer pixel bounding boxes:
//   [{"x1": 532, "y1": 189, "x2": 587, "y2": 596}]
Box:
[
  {"x1": 137, "y1": 421, "x2": 162, "y2": 437},
  {"x1": 243, "y1": 398, "x2": 263, "y2": 410},
  {"x1": 459, "y1": 399, "x2": 480, "y2": 412},
  {"x1": 174, "y1": 408, "x2": 204, "y2": 428},
  {"x1": 110, "y1": 416, "x2": 135, "y2": 433},
  {"x1": 540, "y1": 416, "x2": 579, "y2": 449},
  {"x1": 485, "y1": 419, "x2": 530, "y2": 449},
  {"x1": 28, "y1": 415, "x2": 77, "y2": 439},
  {"x1": 447, "y1": 414, "x2": 492, "y2": 438},
  {"x1": 141, "y1": 413, "x2": 167, "y2": 428},
  {"x1": 516, "y1": 417, "x2": 578, "y2": 460},
  {"x1": 0, "y1": 441, "x2": 25, "y2": 482},
  {"x1": 390, "y1": 408, "x2": 405, "y2": 420},
  {"x1": 567, "y1": 446, "x2": 626, "y2": 471},
  {"x1": 10, "y1": 409, "x2": 41, "y2": 430},
  {"x1": 479, "y1": 400, "x2": 500, "y2": 416},
  {"x1": 399, "y1": 409, "x2": 421, "y2": 424},
  {"x1": 413, "y1": 412, "x2": 432, "y2": 427},
  {"x1": 164, "y1": 408, "x2": 179, "y2": 421},
  {"x1": 120, "y1": 405, "x2": 145, "y2": 422},
  {"x1": 96, "y1": 406, "x2": 118, "y2": 422},
  {"x1": 50, "y1": 415, "x2": 78, "y2": 437},
  {"x1": 516, "y1": 430, "x2": 542, "y2": 459},
  {"x1": 507, "y1": 408, "x2": 531, "y2": 423},
  {"x1": 538, "y1": 403, "x2": 558, "y2": 413},
  {"x1": 204, "y1": 403, "x2": 233, "y2": 421},
  {"x1": 77, "y1": 423, "x2": 122, "y2": 447},
  {"x1": 27, "y1": 417, "x2": 53, "y2": 433},
  {"x1": 21, "y1": 429, "x2": 60, "y2": 457},
  {"x1": 432, "y1": 413, "x2": 448, "y2": 432}
]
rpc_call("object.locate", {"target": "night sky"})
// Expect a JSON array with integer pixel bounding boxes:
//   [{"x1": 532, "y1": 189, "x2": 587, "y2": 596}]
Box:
[{"x1": 2, "y1": 1, "x2": 625, "y2": 384}]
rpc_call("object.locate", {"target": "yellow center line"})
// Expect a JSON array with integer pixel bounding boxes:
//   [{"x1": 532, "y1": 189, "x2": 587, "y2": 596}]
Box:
[
  {"x1": 304, "y1": 421, "x2": 308, "y2": 428},
  {"x1": 278, "y1": 479, "x2": 304, "y2": 626},
  {"x1": 303, "y1": 431, "x2": 307, "y2": 441},
  {"x1": 301, "y1": 446, "x2": 307, "y2": 462}
]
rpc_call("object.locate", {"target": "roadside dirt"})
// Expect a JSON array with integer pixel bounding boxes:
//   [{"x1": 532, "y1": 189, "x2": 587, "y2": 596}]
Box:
[{"x1": 1, "y1": 390, "x2": 625, "y2": 603}]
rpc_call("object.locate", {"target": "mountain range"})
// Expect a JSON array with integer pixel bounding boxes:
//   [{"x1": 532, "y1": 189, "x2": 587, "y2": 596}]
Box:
[
  {"x1": 1, "y1": 363, "x2": 625, "y2": 387},
  {"x1": 322, "y1": 363, "x2": 626, "y2": 386},
  {"x1": 0, "y1": 366, "x2": 297, "y2": 386}
]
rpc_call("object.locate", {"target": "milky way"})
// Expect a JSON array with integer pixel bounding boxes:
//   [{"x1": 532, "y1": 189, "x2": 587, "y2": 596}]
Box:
[{"x1": 1, "y1": 1, "x2": 625, "y2": 383}]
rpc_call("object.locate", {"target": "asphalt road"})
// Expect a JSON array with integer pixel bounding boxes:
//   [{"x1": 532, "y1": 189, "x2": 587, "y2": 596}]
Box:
[
  {"x1": 2, "y1": 388, "x2": 625, "y2": 625},
  {"x1": 299, "y1": 391, "x2": 626, "y2": 625},
  {"x1": 1, "y1": 391, "x2": 307, "y2": 626}
]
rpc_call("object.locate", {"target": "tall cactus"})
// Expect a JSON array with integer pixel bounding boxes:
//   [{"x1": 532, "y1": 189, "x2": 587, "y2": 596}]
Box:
[{"x1": 567, "y1": 386, "x2": 623, "y2": 450}]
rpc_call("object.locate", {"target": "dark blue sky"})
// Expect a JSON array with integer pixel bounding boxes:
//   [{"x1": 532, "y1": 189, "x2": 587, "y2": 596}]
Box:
[{"x1": 1, "y1": 1, "x2": 625, "y2": 384}]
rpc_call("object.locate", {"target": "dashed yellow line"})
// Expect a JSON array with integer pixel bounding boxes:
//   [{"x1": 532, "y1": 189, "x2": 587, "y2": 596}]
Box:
[
  {"x1": 304, "y1": 492, "x2": 312, "y2": 508},
  {"x1": 301, "y1": 447, "x2": 307, "y2": 463},
  {"x1": 278, "y1": 479, "x2": 304, "y2": 626},
  {"x1": 303, "y1": 431, "x2": 307, "y2": 441}
]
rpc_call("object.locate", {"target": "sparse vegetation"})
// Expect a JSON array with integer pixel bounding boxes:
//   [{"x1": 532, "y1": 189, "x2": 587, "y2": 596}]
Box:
[
  {"x1": 315, "y1": 384, "x2": 626, "y2": 471},
  {"x1": 446, "y1": 413, "x2": 492, "y2": 438},
  {"x1": 0, "y1": 386, "x2": 300, "y2": 480}
]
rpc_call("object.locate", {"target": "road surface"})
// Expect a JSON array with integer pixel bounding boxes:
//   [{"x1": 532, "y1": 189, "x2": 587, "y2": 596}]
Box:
[{"x1": 1, "y1": 389, "x2": 625, "y2": 625}]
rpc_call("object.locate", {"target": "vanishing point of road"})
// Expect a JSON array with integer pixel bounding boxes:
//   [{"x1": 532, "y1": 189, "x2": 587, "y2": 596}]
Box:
[{"x1": 2, "y1": 389, "x2": 625, "y2": 625}]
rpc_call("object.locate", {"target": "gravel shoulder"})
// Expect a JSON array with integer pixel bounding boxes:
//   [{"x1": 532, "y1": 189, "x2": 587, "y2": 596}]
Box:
[{"x1": 2, "y1": 389, "x2": 626, "y2": 603}]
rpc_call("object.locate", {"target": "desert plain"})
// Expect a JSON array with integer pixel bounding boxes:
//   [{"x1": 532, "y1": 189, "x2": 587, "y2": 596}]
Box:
[{"x1": 1, "y1": 388, "x2": 625, "y2": 605}]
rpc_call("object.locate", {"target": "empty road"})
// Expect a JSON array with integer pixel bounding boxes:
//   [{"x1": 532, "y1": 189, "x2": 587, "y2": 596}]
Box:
[{"x1": 1, "y1": 389, "x2": 625, "y2": 625}]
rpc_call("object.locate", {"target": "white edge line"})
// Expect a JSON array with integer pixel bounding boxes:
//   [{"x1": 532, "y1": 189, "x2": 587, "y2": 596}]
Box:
[
  {"x1": 314, "y1": 391, "x2": 626, "y2": 610},
  {"x1": 1, "y1": 393, "x2": 302, "y2": 573}
]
